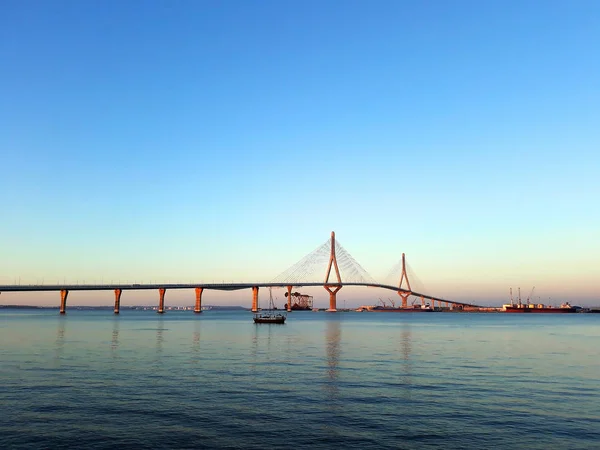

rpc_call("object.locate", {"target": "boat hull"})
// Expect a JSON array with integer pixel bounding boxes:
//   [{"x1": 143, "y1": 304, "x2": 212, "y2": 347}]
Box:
[
  {"x1": 253, "y1": 315, "x2": 286, "y2": 324},
  {"x1": 503, "y1": 307, "x2": 577, "y2": 313}
]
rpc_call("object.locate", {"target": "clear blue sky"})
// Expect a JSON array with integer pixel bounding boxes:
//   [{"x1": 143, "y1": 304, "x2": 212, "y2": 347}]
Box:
[{"x1": 1, "y1": 0, "x2": 599, "y2": 307}]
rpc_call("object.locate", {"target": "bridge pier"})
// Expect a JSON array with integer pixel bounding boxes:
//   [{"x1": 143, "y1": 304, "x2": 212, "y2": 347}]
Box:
[
  {"x1": 194, "y1": 287, "x2": 204, "y2": 313},
  {"x1": 324, "y1": 285, "x2": 341, "y2": 312},
  {"x1": 398, "y1": 291, "x2": 410, "y2": 309},
  {"x1": 287, "y1": 285, "x2": 292, "y2": 312},
  {"x1": 114, "y1": 289, "x2": 122, "y2": 314},
  {"x1": 158, "y1": 288, "x2": 166, "y2": 314},
  {"x1": 251, "y1": 286, "x2": 259, "y2": 312},
  {"x1": 59, "y1": 289, "x2": 69, "y2": 314}
]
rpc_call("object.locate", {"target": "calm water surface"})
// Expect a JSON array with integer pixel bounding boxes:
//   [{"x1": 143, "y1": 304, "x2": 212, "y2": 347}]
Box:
[{"x1": 1, "y1": 310, "x2": 599, "y2": 449}]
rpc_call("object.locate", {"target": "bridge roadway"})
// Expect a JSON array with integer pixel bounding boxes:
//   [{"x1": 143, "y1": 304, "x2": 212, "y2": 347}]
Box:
[{"x1": 0, "y1": 282, "x2": 479, "y2": 308}]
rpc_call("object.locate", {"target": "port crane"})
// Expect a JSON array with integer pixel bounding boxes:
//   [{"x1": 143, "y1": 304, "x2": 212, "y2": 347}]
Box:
[
  {"x1": 378, "y1": 298, "x2": 396, "y2": 308},
  {"x1": 526, "y1": 286, "x2": 536, "y2": 305}
]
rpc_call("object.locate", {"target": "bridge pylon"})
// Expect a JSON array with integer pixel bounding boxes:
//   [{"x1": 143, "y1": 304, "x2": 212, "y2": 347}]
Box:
[
  {"x1": 324, "y1": 231, "x2": 342, "y2": 312},
  {"x1": 397, "y1": 253, "x2": 412, "y2": 308}
]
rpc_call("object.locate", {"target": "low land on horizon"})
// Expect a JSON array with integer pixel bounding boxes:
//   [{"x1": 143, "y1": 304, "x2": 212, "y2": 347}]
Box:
[
  {"x1": 0, "y1": 305, "x2": 247, "y2": 310},
  {"x1": 3, "y1": 304, "x2": 600, "y2": 312}
]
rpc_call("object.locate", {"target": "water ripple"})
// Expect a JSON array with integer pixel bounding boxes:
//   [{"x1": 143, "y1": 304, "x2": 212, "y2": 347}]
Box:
[{"x1": 1, "y1": 310, "x2": 600, "y2": 449}]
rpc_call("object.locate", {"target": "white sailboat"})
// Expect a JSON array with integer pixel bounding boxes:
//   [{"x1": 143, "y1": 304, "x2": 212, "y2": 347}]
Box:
[{"x1": 253, "y1": 288, "x2": 286, "y2": 324}]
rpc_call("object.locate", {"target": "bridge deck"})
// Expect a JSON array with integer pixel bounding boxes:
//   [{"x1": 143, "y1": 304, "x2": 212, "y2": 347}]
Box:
[{"x1": 0, "y1": 282, "x2": 479, "y2": 307}]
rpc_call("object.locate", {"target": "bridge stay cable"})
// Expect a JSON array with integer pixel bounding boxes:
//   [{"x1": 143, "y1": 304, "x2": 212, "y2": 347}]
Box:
[
  {"x1": 0, "y1": 232, "x2": 479, "y2": 312},
  {"x1": 271, "y1": 238, "x2": 376, "y2": 286}
]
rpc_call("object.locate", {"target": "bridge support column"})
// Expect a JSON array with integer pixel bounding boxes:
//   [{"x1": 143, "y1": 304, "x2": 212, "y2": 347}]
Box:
[
  {"x1": 397, "y1": 291, "x2": 410, "y2": 309},
  {"x1": 287, "y1": 285, "x2": 293, "y2": 312},
  {"x1": 324, "y1": 285, "x2": 341, "y2": 312},
  {"x1": 59, "y1": 289, "x2": 69, "y2": 314},
  {"x1": 251, "y1": 286, "x2": 259, "y2": 312},
  {"x1": 420, "y1": 295, "x2": 425, "y2": 306},
  {"x1": 158, "y1": 288, "x2": 166, "y2": 314},
  {"x1": 397, "y1": 253, "x2": 412, "y2": 309},
  {"x1": 194, "y1": 287, "x2": 204, "y2": 313},
  {"x1": 323, "y1": 232, "x2": 343, "y2": 312},
  {"x1": 114, "y1": 289, "x2": 122, "y2": 314}
]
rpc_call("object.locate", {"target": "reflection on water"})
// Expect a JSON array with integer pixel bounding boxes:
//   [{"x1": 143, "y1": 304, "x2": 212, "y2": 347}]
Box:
[
  {"x1": 189, "y1": 320, "x2": 202, "y2": 366},
  {"x1": 2, "y1": 311, "x2": 599, "y2": 449},
  {"x1": 399, "y1": 324, "x2": 412, "y2": 392},
  {"x1": 250, "y1": 323, "x2": 258, "y2": 362},
  {"x1": 249, "y1": 322, "x2": 283, "y2": 373},
  {"x1": 54, "y1": 317, "x2": 66, "y2": 365},
  {"x1": 324, "y1": 318, "x2": 341, "y2": 401},
  {"x1": 249, "y1": 323, "x2": 259, "y2": 374},
  {"x1": 156, "y1": 318, "x2": 164, "y2": 353},
  {"x1": 111, "y1": 318, "x2": 120, "y2": 353},
  {"x1": 192, "y1": 321, "x2": 201, "y2": 350},
  {"x1": 266, "y1": 322, "x2": 273, "y2": 352}
]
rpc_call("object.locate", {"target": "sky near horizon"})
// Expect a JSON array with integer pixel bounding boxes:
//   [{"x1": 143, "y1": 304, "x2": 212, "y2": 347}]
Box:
[{"x1": 1, "y1": 1, "x2": 599, "y2": 307}]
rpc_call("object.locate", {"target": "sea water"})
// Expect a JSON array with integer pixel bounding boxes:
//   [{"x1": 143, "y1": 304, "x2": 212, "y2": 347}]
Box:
[{"x1": 1, "y1": 310, "x2": 599, "y2": 449}]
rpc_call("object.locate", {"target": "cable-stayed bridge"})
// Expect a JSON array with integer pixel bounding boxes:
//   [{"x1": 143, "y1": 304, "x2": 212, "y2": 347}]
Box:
[{"x1": 0, "y1": 232, "x2": 480, "y2": 313}]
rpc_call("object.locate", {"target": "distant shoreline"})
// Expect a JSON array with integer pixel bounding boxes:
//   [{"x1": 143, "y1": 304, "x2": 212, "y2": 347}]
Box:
[
  {"x1": 2, "y1": 304, "x2": 599, "y2": 313},
  {"x1": 0, "y1": 305, "x2": 248, "y2": 311}
]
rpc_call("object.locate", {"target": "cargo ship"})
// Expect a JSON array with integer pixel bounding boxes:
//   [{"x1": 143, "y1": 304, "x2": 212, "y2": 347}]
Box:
[
  {"x1": 502, "y1": 287, "x2": 578, "y2": 313},
  {"x1": 502, "y1": 302, "x2": 578, "y2": 313},
  {"x1": 357, "y1": 298, "x2": 434, "y2": 312}
]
